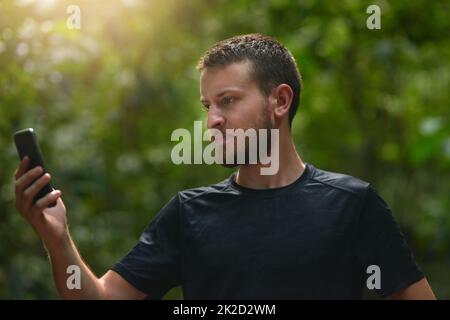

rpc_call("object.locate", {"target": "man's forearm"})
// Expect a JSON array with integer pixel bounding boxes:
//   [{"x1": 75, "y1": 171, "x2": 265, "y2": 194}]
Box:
[{"x1": 45, "y1": 232, "x2": 106, "y2": 299}]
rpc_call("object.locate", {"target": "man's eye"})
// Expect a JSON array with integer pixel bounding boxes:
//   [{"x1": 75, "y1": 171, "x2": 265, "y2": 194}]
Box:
[
  {"x1": 202, "y1": 104, "x2": 210, "y2": 111},
  {"x1": 221, "y1": 97, "x2": 234, "y2": 106}
]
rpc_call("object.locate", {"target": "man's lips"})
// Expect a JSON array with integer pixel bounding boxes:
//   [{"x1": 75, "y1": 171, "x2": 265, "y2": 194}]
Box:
[
  {"x1": 211, "y1": 133, "x2": 232, "y2": 144},
  {"x1": 211, "y1": 134, "x2": 224, "y2": 144}
]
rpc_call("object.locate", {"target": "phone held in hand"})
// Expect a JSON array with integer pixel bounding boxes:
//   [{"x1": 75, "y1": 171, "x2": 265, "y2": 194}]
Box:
[{"x1": 14, "y1": 128, "x2": 57, "y2": 208}]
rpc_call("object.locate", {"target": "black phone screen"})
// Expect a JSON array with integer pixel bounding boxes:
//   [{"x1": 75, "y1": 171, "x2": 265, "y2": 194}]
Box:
[{"x1": 14, "y1": 128, "x2": 56, "y2": 208}]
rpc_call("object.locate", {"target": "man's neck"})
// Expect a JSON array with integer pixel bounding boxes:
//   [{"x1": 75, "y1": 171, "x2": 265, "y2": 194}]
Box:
[{"x1": 235, "y1": 136, "x2": 305, "y2": 190}]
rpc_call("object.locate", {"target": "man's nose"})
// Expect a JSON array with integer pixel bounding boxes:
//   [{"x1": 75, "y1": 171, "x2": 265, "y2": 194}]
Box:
[{"x1": 207, "y1": 108, "x2": 225, "y2": 129}]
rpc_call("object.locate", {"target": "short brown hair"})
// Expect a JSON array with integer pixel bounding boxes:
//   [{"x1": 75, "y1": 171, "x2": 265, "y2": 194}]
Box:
[{"x1": 197, "y1": 33, "x2": 302, "y2": 128}]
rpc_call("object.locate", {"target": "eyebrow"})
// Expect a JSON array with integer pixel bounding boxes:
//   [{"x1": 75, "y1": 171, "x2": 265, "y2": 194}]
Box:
[{"x1": 200, "y1": 88, "x2": 242, "y2": 104}]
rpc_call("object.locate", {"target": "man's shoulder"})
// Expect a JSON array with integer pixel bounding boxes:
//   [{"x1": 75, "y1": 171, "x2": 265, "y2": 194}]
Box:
[
  {"x1": 308, "y1": 164, "x2": 370, "y2": 199},
  {"x1": 174, "y1": 165, "x2": 372, "y2": 204},
  {"x1": 176, "y1": 176, "x2": 233, "y2": 204}
]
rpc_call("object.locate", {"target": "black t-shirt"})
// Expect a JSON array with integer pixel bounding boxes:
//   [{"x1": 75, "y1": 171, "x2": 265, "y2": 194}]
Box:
[{"x1": 111, "y1": 163, "x2": 424, "y2": 299}]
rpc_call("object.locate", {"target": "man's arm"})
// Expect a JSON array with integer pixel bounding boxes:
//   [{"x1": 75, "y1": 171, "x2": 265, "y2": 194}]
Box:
[
  {"x1": 389, "y1": 277, "x2": 436, "y2": 300},
  {"x1": 15, "y1": 156, "x2": 146, "y2": 299},
  {"x1": 46, "y1": 229, "x2": 146, "y2": 300}
]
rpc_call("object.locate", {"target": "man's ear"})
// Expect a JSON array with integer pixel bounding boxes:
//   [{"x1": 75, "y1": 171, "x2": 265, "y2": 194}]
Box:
[{"x1": 272, "y1": 84, "x2": 293, "y2": 120}]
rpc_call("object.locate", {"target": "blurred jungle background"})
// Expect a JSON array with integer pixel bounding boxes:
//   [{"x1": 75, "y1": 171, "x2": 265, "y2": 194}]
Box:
[{"x1": 0, "y1": 0, "x2": 449, "y2": 299}]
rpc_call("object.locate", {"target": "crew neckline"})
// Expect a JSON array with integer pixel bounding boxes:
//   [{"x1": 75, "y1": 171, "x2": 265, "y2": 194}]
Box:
[{"x1": 228, "y1": 163, "x2": 313, "y2": 197}]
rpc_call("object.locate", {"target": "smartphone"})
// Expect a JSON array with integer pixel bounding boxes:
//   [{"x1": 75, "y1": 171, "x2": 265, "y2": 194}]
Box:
[{"x1": 14, "y1": 128, "x2": 56, "y2": 208}]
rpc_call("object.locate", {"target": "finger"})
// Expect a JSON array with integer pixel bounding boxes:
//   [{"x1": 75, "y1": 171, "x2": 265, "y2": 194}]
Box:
[
  {"x1": 15, "y1": 156, "x2": 30, "y2": 180},
  {"x1": 22, "y1": 173, "x2": 51, "y2": 212},
  {"x1": 15, "y1": 165, "x2": 43, "y2": 195},
  {"x1": 51, "y1": 196, "x2": 64, "y2": 210},
  {"x1": 32, "y1": 189, "x2": 62, "y2": 213}
]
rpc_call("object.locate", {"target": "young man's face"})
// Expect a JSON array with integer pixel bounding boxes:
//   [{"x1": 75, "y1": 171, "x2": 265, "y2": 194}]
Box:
[{"x1": 200, "y1": 60, "x2": 274, "y2": 166}]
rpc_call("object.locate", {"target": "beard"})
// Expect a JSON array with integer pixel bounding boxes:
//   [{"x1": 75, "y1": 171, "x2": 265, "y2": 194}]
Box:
[{"x1": 217, "y1": 103, "x2": 275, "y2": 168}]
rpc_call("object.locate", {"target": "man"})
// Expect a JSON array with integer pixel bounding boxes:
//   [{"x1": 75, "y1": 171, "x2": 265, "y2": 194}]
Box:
[{"x1": 14, "y1": 34, "x2": 435, "y2": 299}]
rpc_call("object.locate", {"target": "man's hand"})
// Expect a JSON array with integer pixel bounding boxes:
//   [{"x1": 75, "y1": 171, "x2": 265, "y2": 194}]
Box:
[
  {"x1": 14, "y1": 156, "x2": 146, "y2": 299},
  {"x1": 14, "y1": 156, "x2": 66, "y2": 248}
]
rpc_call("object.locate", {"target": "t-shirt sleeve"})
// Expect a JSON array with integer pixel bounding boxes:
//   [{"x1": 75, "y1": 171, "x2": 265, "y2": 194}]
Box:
[
  {"x1": 110, "y1": 194, "x2": 182, "y2": 299},
  {"x1": 354, "y1": 185, "x2": 424, "y2": 298}
]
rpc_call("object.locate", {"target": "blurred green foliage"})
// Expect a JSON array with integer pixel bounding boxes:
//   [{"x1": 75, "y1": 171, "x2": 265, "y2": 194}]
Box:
[{"x1": 1, "y1": 0, "x2": 449, "y2": 299}]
